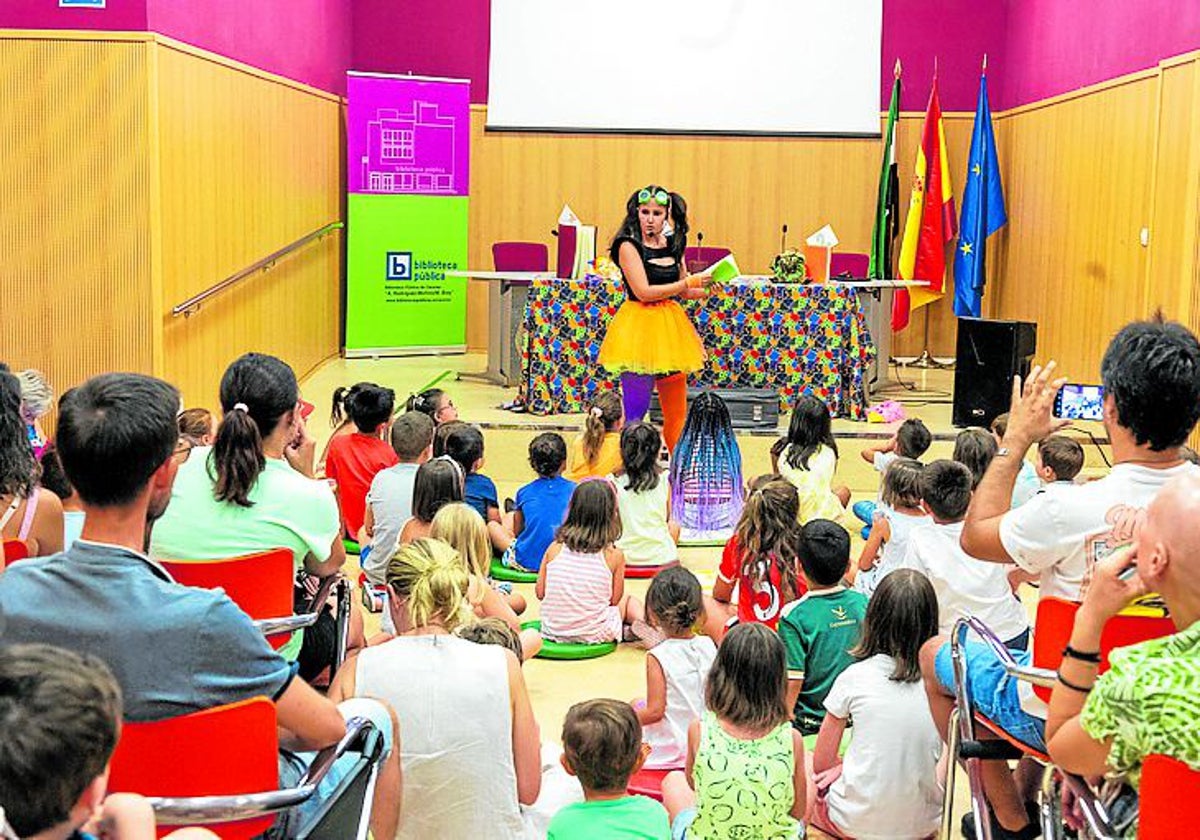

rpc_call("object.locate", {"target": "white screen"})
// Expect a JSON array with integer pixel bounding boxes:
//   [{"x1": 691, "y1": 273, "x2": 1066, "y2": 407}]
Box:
[{"x1": 487, "y1": 0, "x2": 883, "y2": 135}]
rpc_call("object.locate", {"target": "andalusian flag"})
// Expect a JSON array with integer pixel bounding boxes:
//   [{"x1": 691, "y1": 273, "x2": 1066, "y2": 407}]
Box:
[
  {"x1": 953, "y1": 69, "x2": 1006, "y2": 317},
  {"x1": 892, "y1": 77, "x2": 957, "y2": 331},
  {"x1": 869, "y1": 61, "x2": 902, "y2": 280}
]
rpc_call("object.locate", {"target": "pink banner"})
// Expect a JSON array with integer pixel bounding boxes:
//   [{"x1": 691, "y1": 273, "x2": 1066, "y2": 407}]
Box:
[{"x1": 347, "y1": 72, "x2": 470, "y2": 196}]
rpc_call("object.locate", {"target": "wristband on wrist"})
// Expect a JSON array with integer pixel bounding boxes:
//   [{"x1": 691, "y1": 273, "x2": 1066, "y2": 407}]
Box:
[
  {"x1": 1057, "y1": 670, "x2": 1095, "y2": 693},
  {"x1": 685, "y1": 275, "x2": 706, "y2": 289},
  {"x1": 1062, "y1": 645, "x2": 1102, "y2": 664}
]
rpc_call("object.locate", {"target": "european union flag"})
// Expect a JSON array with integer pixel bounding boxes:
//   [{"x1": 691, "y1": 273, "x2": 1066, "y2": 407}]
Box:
[{"x1": 954, "y1": 73, "x2": 1006, "y2": 317}]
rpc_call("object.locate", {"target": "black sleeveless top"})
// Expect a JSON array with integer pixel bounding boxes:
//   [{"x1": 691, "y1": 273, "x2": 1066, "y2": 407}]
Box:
[{"x1": 611, "y1": 237, "x2": 681, "y2": 301}]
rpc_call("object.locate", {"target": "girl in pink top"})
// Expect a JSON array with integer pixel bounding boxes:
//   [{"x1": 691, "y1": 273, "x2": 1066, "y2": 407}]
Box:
[{"x1": 536, "y1": 480, "x2": 644, "y2": 644}]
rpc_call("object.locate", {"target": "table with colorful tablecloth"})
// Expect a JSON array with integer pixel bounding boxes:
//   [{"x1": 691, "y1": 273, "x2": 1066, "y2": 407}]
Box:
[{"x1": 517, "y1": 275, "x2": 877, "y2": 419}]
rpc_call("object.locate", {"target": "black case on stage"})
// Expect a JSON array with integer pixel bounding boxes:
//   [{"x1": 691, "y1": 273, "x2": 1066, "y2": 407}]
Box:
[
  {"x1": 649, "y1": 387, "x2": 780, "y2": 430},
  {"x1": 952, "y1": 318, "x2": 1037, "y2": 428}
]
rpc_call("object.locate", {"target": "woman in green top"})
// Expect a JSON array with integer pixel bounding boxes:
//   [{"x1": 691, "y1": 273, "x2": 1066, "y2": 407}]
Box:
[{"x1": 662, "y1": 622, "x2": 806, "y2": 839}]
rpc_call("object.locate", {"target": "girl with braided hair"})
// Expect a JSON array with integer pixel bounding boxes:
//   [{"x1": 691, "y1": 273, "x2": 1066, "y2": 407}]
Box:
[
  {"x1": 636, "y1": 566, "x2": 717, "y2": 770},
  {"x1": 598, "y1": 185, "x2": 711, "y2": 452},
  {"x1": 669, "y1": 391, "x2": 745, "y2": 542}
]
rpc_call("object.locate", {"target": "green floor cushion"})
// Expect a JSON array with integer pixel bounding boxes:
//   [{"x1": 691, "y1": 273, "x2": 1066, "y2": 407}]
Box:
[{"x1": 521, "y1": 620, "x2": 618, "y2": 661}]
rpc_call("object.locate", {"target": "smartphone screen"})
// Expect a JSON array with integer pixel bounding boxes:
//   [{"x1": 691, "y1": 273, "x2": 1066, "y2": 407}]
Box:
[{"x1": 1054, "y1": 384, "x2": 1104, "y2": 420}]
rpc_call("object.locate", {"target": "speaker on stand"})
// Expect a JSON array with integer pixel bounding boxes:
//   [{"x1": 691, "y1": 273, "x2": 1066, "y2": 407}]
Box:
[{"x1": 952, "y1": 318, "x2": 1037, "y2": 428}]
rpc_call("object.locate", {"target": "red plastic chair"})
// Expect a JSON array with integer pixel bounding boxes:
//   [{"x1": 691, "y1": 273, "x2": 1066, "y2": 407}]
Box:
[
  {"x1": 161, "y1": 549, "x2": 306, "y2": 650},
  {"x1": 109, "y1": 697, "x2": 280, "y2": 839},
  {"x1": 627, "y1": 766, "x2": 672, "y2": 801},
  {"x1": 830, "y1": 252, "x2": 869, "y2": 279},
  {"x1": 684, "y1": 246, "x2": 731, "y2": 275},
  {"x1": 1139, "y1": 754, "x2": 1200, "y2": 838},
  {"x1": 1029, "y1": 597, "x2": 1174, "y2": 703},
  {"x1": 493, "y1": 241, "x2": 549, "y2": 273},
  {"x1": 2, "y1": 538, "x2": 29, "y2": 564}
]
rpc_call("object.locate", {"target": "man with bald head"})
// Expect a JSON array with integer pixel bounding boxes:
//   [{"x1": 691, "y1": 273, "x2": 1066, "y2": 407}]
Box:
[{"x1": 1047, "y1": 474, "x2": 1200, "y2": 792}]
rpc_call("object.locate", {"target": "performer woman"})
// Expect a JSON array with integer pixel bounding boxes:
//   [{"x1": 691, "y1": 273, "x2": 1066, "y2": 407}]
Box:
[{"x1": 597, "y1": 185, "x2": 710, "y2": 451}]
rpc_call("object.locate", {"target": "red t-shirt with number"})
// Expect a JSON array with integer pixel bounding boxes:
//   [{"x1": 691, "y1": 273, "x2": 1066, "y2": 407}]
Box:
[{"x1": 717, "y1": 535, "x2": 806, "y2": 630}]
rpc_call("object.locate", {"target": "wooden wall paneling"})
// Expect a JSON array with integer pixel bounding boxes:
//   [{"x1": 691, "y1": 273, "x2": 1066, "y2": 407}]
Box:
[
  {"x1": 154, "y1": 40, "x2": 343, "y2": 409},
  {"x1": 0, "y1": 35, "x2": 155, "y2": 410}
]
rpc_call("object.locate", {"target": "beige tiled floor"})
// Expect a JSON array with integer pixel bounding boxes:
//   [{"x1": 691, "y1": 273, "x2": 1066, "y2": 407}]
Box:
[{"x1": 303, "y1": 353, "x2": 1093, "y2": 838}]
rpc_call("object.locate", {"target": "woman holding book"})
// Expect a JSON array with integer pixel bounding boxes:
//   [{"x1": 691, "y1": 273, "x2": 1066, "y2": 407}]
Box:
[{"x1": 598, "y1": 185, "x2": 711, "y2": 452}]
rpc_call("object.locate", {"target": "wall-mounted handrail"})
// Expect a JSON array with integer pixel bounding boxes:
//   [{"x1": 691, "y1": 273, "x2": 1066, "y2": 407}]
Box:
[{"x1": 172, "y1": 221, "x2": 344, "y2": 317}]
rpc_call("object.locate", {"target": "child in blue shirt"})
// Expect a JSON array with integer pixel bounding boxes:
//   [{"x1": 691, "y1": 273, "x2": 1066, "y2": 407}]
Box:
[
  {"x1": 503, "y1": 432, "x2": 576, "y2": 571},
  {"x1": 444, "y1": 424, "x2": 507, "y2": 551}
]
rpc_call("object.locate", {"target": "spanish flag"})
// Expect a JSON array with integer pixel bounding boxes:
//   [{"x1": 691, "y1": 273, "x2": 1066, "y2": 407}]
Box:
[{"x1": 892, "y1": 77, "x2": 957, "y2": 331}]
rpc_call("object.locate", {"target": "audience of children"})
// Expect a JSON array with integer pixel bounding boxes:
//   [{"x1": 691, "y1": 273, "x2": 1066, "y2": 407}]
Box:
[
  {"x1": 536, "y1": 480, "x2": 644, "y2": 644},
  {"x1": 991, "y1": 413, "x2": 1042, "y2": 507},
  {"x1": 565, "y1": 390, "x2": 625, "y2": 482},
  {"x1": 500, "y1": 432, "x2": 576, "y2": 572},
  {"x1": 706, "y1": 476, "x2": 804, "y2": 638},
  {"x1": 0, "y1": 364, "x2": 63, "y2": 558},
  {"x1": 613, "y1": 423, "x2": 680, "y2": 570},
  {"x1": 854, "y1": 457, "x2": 928, "y2": 597},
  {"x1": 661, "y1": 622, "x2": 806, "y2": 839},
  {"x1": 771, "y1": 395, "x2": 851, "y2": 524},
  {"x1": 1035, "y1": 434, "x2": 1084, "y2": 487},
  {"x1": 953, "y1": 426, "x2": 998, "y2": 490},
  {"x1": 0, "y1": 644, "x2": 219, "y2": 840},
  {"x1": 406, "y1": 387, "x2": 459, "y2": 425},
  {"x1": 635, "y1": 566, "x2": 717, "y2": 770},
  {"x1": 667, "y1": 390, "x2": 745, "y2": 541},
  {"x1": 905, "y1": 459, "x2": 1030, "y2": 650},
  {"x1": 361, "y1": 410, "x2": 434, "y2": 568},
  {"x1": 778, "y1": 519, "x2": 868, "y2": 737},
  {"x1": 807, "y1": 570, "x2": 944, "y2": 840},
  {"x1": 549, "y1": 699, "x2": 671, "y2": 840},
  {"x1": 323, "y1": 382, "x2": 398, "y2": 540}
]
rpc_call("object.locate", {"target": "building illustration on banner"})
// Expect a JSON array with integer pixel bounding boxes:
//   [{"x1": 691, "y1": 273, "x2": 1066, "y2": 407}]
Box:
[{"x1": 362, "y1": 101, "x2": 458, "y2": 193}]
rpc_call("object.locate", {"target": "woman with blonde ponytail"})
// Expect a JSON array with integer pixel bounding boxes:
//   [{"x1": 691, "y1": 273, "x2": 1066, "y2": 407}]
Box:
[
  {"x1": 329, "y1": 537, "x2": 543, "y2": 839},
  {"x1": 564, "y1": 389, "x2": 624, "y2": 481}
]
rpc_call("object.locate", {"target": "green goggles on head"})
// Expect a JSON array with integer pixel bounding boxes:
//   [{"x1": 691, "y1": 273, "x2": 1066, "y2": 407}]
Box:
[{"x1": 637, "y1": 188, "x2": 670, "y2": 207}]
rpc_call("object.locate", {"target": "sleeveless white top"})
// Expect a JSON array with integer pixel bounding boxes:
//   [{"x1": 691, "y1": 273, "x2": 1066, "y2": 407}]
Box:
[
  {"x1": 643, "y1": 635, "x2": 719, "y2": 769},
  {"x1": 855, "y1": 508, "x2": 930, "y2": 597},
  {"x1": 613, "y1": 473, "x2": 678, "y2": 566},
  {"x1": 353, "y1": 634, "x2": 526, "y2": 839}
]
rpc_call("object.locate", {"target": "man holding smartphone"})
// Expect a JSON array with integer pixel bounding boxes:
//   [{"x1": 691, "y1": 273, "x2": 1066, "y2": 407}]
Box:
[{"x1": 919, "y1": 315, "x2": 1200, "y2": 840}]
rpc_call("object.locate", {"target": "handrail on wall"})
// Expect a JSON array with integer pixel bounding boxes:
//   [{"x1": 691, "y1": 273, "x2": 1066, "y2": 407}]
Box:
[{"x1": 172, "y1": 221, "x2": 344, "y2": 318}]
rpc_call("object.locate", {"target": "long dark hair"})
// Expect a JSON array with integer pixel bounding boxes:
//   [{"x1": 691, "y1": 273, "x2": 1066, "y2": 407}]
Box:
[
  {"x1": 852, "y1": 569, "x2": 938, "y2": 682},
  {"x1": 609, "y1": 184, "x2": 689, "y2": 263},
  {"x1": 619, "y1": 423, "x2": 662, "y2": 493},
  {"x1": 0, "y1": 364, "x2": 36, "y2": 499},
  {"x1": 556, "y1": 480, "x2": 622, "y2": 553},
  {"x1": 411, "y1": 456, "x2": 465, "y2": 524},
  {"x1": 209, "y1": 353, "x2": 298, "y2": 508},
  {"x1": 772, "y1": 394, "x2": 838, "y2": 470}
]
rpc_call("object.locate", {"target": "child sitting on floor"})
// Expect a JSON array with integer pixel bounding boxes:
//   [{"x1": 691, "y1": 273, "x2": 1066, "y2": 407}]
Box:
[
  {"x1": 778, "y1": 519, "x2": 867, "y2": 737},
  {"x1": 661, "y1": 623, "x2": 807, "y2": 839},
  {"x1": 807, "y1": 570, "x2": 943, "y2": 840},
  {"x1": 771, "y1": 395, "x2": 850, "y2": 524},
  {"x1": 903, "y1": 459, "x2": 1030, "y2": 650},
  {"x1": 853, "y1": 417, "x2": 931, "y2": 535},
  {"x1": 636, "y1": 566, "x2": 717, "y2": 770},
  {"x1": 668, "y1": 391, "x2": 744, "y2": 542},
  {"x1": 385, "y1": 457, "x2": 464, "y2": 568},
  {"x1": 500, "y1": 432, "x2": 576, "y2": 572},
  {"x1": 613, "y1": 423, "x2": 680, "y2": 570},
  {"x1": 1035, "y1": 434, "x2": 1084, "y2": 487},
  {"x1": 0, "y1": 643, "x2": 217, "y2": 840},
  {"x1": 854, "y1": 458, "x2": 928, "y2": 597},
  {"x1": 564, "y1": 390, "x2": 624, "y2": 482},
  {"x1": 537, "y1": 480, "x2": 644, "y2": 644},
  {"x1": 362, "y1": 411, "x2": 435, "y2": 568},
  {"x1": 324, "y1": 382, "x2": 398, "y2": 540},
  {"x1": 444, "y1": 424, "x2": 508, "y2": 552},
  {"x1": 953, "y1": 426, "x2": 997, "y2": 490},
  {"x1": 549, "y1": 699, "x2": 670, "y2": 840},
  {"x1": 406, "y1": 387, "x2": 458, "y2": 425},
  {"x1": 430, "y1": 503, "x2": 540, "y2": 660},
  {"x1": 705, "y1": 476, "x2": 805, "y2": 638},
  {"x1": 456, "y1": 616, "x2": 525, "y2": 663}
]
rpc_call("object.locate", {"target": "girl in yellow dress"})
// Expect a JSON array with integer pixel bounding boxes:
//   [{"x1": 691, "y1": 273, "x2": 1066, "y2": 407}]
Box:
[{"x1": 598, "y1": 185, "x2": 710, "y2": 451}]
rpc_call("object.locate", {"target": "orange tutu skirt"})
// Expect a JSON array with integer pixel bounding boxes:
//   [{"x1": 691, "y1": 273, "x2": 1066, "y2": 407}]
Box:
[{"x1": 598, "y1": 299, "x2": 707, "y2": 375}]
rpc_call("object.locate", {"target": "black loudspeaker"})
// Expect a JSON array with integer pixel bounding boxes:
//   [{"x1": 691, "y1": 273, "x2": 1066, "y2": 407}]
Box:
[{"x1": 952, "y1": 318, "x2": 1037, "y2": 428}]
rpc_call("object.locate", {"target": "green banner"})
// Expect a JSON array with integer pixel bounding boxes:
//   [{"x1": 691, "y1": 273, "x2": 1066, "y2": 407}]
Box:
[{"x1": 346, "y1": 193, "x2": 468, "y2": 354}]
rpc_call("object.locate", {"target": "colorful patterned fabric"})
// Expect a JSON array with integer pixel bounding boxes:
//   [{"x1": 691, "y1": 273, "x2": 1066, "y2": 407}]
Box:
[{"x1": 518, "y1": 276, "x2": 876, "y2": 418}]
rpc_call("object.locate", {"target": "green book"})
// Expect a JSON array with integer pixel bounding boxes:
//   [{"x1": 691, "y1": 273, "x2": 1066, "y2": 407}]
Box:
[{"x1": 708, "y1": 254, "x2": 741, "y2": 284}]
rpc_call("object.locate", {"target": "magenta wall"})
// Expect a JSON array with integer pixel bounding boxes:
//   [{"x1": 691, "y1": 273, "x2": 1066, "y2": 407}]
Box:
[
  {"x1": 0, "y1": 0, "x2": 146, "y2": 31},
  {"x1": 147, "y1": 0, "x2": 352, "y2": 95},
  {"x1": 1002, "y1": 0, "x2": 1200, "y2": 108}
]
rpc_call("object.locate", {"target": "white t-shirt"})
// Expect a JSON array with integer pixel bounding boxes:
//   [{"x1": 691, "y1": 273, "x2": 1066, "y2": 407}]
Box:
[
  {"x1": 998, "y1": 462, "x2": 1199, "y2": 602},
  {"x1": 903, "y1": 520, "x2": 1028, "y2": 643},
  {"x1": 872, "y1": 451, "x2": 898, "y2": 474},
  {"x1": 823, "y1": 654, "x2": 944, "y2": 839},
  {"x1": 854, "y1": 507, "x2": 929, "y2": 598}
]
